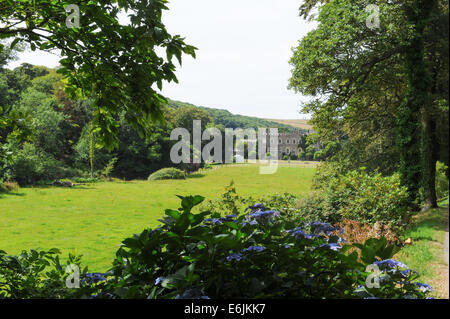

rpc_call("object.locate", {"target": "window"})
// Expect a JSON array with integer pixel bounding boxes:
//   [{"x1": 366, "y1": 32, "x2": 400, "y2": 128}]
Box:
[
  {"x1": 292, "y1": 139, "x2": 296, "y2": 144},
  {"x1": 286, "y1": 148, "x2": 290, "y2": 154},
  {"x1": 279, "y1": 139, "x2": 282, "y2": 144},
  {"x1": 286, "y1": 139, "x2": 290, "y2": 144}
]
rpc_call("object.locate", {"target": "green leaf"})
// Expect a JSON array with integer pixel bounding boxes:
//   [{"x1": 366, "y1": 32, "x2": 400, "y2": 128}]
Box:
[
  {"x1": 122, "y1": 238, "x2": 141, "y2": 249},
  {"x1": 9, "y1": 38, "x2": 21, "y2": 50},
  {"x1": 165, "y1": 209, "x2": 181, "y2": 220}
]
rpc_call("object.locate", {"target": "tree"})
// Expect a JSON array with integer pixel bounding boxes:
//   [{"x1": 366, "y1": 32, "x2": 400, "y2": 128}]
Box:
[
  {"x1": 0, "y1": 42, "x2": 33, "y2": 163},
  {"x1": 289, "y1": 0, "x2": 449, "y2": 208},
  {"x1": 172, "y1": 106, "x2": 213, "y2": 134},
  {"x1": 0, "y1": 0, "x2": 196, "y2": 149}
]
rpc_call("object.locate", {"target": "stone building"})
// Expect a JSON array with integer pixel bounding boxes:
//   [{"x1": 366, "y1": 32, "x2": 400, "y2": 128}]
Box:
[{"x1": 263, "y1": 129, "x2": 308, "y2": 159}]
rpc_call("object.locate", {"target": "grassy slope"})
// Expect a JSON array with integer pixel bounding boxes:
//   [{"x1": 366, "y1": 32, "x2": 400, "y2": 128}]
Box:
[
  {"x1": 0, "y1": 164, "x2": 316, "y2": 272},
  {"x1": 264, "y1": 119, "x2": 313, "y2": 131},
  {"x1": 395, "y1": 199, "x2": 449, "y2": 299}
]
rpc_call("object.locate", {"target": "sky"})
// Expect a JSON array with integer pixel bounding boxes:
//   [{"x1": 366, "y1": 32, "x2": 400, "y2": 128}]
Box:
[{"x1": 7, "y1": 0, "x2": 316, "y2": 119}]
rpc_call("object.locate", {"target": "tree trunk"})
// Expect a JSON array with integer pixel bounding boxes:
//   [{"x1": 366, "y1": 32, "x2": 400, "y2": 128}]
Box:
[
  {"x1": 422, "y1": 107, "x2": 438, "y2": 208},
  {"x1": 397, "y1": 0, "x2": 436, "y2": 209}
]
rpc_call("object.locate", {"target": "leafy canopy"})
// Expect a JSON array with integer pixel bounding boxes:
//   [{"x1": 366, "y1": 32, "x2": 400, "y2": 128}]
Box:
[{"x1": 0, "y1": 0, "x2": 197, "y2": 149}]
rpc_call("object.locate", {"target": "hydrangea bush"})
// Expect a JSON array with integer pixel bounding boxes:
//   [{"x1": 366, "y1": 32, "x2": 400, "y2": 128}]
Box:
[
  {"x1": 0, "y1": 195, "x2": 432, "y2": 299},
  {"x1": 94, "y1": 196, "x2": 431, "y2": 299}
]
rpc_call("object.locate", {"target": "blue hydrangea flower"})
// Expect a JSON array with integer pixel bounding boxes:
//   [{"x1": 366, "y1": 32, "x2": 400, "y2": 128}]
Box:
[
  {"x1": 175, "y1": 288, "x2": 210, "y2": 299},
  {"x1": 241, "y1": 220, "x2": 258, "y2": 227},
  {"x1": 204, "y1": 215, "x2": 239, "y2": 226},
  {"x1": 415, "y1": 283, "x2": 433, "y2": 293},
  {"x1": 226, "y1": 253, "x2": 244, "y2": 262},
  {"x1": 149, "y1": 228, "x2": 161, "y2": 237},
  {"x1": 287, "y1": 228, "x2": 305, "y2": 238},
  {"x1": 307, "y1": 222, "x2": 337, "y2": 234},
  {"x1": 400, "y1": 269, "x2": 419, "y2": 278},
  {"x1": 81, "y1": 272, "x2": 108, "y2": 285},
  {"x1": 373, "y1": 259, "x2": 408, "y2": 270},
  {"x1": 204, "y1": 218, "x2": 224, "y2": 225},
  {"x1": 245, "y1": 210, "x2": 280, "y2": 225},
  {"x1": 318, "y1": 243, "x2": 341, "y2": 251},
  {"x1": 88, "y1": 292, "x2": 115, "y2": 299},
  {"x1": 286, "y1": 228, "x2": 319, "y2": 240},
  {"x1": 155, "y1": 276, "x2": 165, "y2": 285},
  {"x1": 245, "y1": 203, "x2": 267, "y2": 213},
  {"x1": 243, "y1": 246, "x2": 266, "y2": 253},
  {"x1": 250, "y1": 210, "x2": 280, "y2": 219}
]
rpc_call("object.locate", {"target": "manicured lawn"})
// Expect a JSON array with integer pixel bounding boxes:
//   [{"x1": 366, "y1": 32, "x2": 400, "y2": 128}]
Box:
[
  {"x1": 0, "y1": 163, "x2": 316, "y2": 272},
  {"x1": 395, "y1": 200, "x2": 449, "y2": 299}
]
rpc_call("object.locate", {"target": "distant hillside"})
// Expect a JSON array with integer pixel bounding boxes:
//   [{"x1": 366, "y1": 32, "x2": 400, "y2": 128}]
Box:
[
  {"x1": 265, "y1": 119, "x2": 314, "y2": 131},
  {"x1": 167, "y1": 99, "x2": 307, "y2": 133}
]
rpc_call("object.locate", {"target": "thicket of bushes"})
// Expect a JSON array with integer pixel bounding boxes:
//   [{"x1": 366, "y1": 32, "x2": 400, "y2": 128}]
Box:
[
  {"x1": 202, "y1": 169, "x2": 411, "y2": 241},
  {"x1": 0, "y1": 195, "x2": 432, "y2": 299},
  {"x1": 436, "y1": 161, "x2": 449, "y2": 201},
  {"x1": 296, "y1": 168, "x2": 410, "y2": 232},
  {"x1": 0, "y1": 180, "x2": 18, "y2": 193}
]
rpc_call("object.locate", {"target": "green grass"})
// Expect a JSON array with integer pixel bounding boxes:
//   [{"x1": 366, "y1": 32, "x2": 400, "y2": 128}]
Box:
[
  {"x1": 0, "y1": 163, "x2": 316, "y2": 272},
  {"x1": 395, "y1": 201, "x2": 449, "y2": 299}
]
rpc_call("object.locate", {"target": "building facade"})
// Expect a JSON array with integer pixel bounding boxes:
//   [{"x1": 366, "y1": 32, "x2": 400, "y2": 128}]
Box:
[{"x1": 263, "y1": 130, "x2": 307, "y2": 159}]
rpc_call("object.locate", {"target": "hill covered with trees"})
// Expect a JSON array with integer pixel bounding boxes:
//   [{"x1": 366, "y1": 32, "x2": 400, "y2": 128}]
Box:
[
  {"x1": 1, "y1": 63, "x2": 306, "y2": 184},
  {"x1": 167, "y1": 99, "x2": 302, "y2": 132}
]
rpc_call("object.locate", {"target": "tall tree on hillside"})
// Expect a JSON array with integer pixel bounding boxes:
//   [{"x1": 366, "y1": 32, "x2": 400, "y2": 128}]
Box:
[
  {"x1": 0, "y1": 0, "x2": 196, "y2": 149},
  {"x1": 289, "y1": 0, "x2": 449, "y2": 208},
  {"x1": 0, "y1": 44, "x2": 32, "y2": 163}
]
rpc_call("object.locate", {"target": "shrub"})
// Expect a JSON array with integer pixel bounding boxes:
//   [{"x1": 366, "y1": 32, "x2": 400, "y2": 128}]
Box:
[
  {"x1": 148, "y1": 168, "x2": 186, "y2": 181},
  {"x1": 5, "y1": 143, "x2": 67, "y2": 185},
  {"x1": 0, "y1": 181, "x2": 19, "y2": 193},
  {"x1": 199, "y1": 182, "x2": 243, "y2": 215},
  {"x1": 334, "y1": 219, "x2": 399, "y2": 246},
  {"x1": 71, "y1": 177, "x2": 100, "y2": 184},
  {"x1": 203, "y1": 162, "x2": 213, "y2": 170},
  {"x1": 295, "y1": 191, "x2": 342, "y2": 224},
  {"x1": 199, "y1": 183, "x2": 300, "y2": 221},
  {"x1": 0, "y1": 249, "x2": 88, "y2": 299},
  {"x1": 296, "y1": 168, "x2": 410, "y2": 232},
  {"x1": 100, "y1": 157, "x2": 118, "y2": 180},
  {"x1": 436, "y1": 161, "x2": 449, "y2": 200}
]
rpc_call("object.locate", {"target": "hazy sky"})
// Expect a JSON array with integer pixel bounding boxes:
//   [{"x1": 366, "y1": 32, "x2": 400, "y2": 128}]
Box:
[{"x1": 8, "y1": 0, "x2": 316, "y2": 119}]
